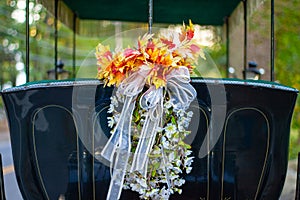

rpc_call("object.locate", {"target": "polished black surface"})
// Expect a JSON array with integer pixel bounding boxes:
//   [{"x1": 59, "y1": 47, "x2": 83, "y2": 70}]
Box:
[{"x1": 0, "y1": 78, "x2": 298, "y2": 199}]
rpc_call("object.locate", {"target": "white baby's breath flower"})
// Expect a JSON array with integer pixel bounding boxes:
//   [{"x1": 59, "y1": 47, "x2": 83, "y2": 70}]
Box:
[
  {"x1": 185, "y1": 117, "x2": 191, "y2": 123},
  {"x1": 156, "y1": 126, "x2": 164, "y2": 132},
  {"x1": 164, "y1": 162, "x2": 173, "y2": 169},
  {"x1": 161, "y1": 136, "x2": 170, "y2": 149},
  {"x1": 169, "y1": 188, "x2": 174, "y2": 194},
  {"x1": 183, "y1": 130, "x2": 191, "y2": 137},
  {"x1": 177, "y1": 188, "x2": 182, "y2": 194},
  {"x1": 185, "y1": 150, "x2": 193, "y2": 156},
  {"x1": 172, "y1": 167, "x2": 182, "y2": 174},
  {"x1": 159, "y1": 177, "x2": 167, "y2": 184},
  {"x1": 168, "y1": 152, "x2": 175, "y2": 161},
  {"x1": 175, "y1": 159, "x2": 182, "y2": 167},
  {"x1": 115, "y1": 91, "x2": 124, "y2": 102},
  {"x1": 130, "y1": 183, "x2": 141, "y2": 192},
  {"x1": 164, "y1": 100, "x2": 173, "y2": 109},
  {"x1": 182, "y1": 118, "x2": 191, "y2": 128},
  {"x1": 110, "y1": 95, "x2": 118, "y2": 107},
  {"x1": 165, "y1": 123, "x2": 177, "y2": 138},
  {"x1": 184, "y1": 156, "x2": 194, "y2": 167},
  {"x1": 174, "y1": 178, "x2": 185, "y2": 187},
  {"x1": 141, "y1": 112, "x2": 148, "y2": 118},
  {"x1": 113, "y1": 113, "x2": 120, "y2": 122},
  {"x1": 136, "y1": 178, "x2": 147, "y2": 188},
  {"x1": 146, "y1": 188, "x2": 159, "y2": 197},
  {"x1": 107, "y1": 116, "x2": 114, "y2": 128},
  {"x1": 123, "y1": 183, "x2": 130, "y2": 190},
  {"x1": 186, "y1": 166, "x2": 193, "y2": 174},
  {"x1": 165, "y1": 131, "x2": 172, "y2": 139},
  {"x1": 169, "y1": 173, "x2": 179, "y2": 180},
  {"x1": 178, "y1": 124, "x2": 185, "y2": 132},
  {"x1": 107, "y1": 103, "x2": 115, "y2": 113},
  {"x1": 163, "y1": 140, "x2": 171, "y2": 149},
  {"x1": 187, "y1": 111, "x2": 193, "y2": 118},
  {"x1": 160, "y1": 187, "x2": 170, "y2": 200},
  {"x1": 176, "y1": 109, "x2": 185, "y2": 117},
  {"x1": 152, "y1": 146, "x2": 161, "y2": 155},
  {"x1": 171, "y1": 133, "x2": 180, "y2": 143}
]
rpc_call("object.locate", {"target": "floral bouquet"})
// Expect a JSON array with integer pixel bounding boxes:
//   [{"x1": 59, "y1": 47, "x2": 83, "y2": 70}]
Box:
[{"x1": 95, "y1": 20, "x2": 205, "y2": 200}]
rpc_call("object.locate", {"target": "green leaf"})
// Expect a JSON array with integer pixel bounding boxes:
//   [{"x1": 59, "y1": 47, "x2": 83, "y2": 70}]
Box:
[
  {"x1": 151, "y1": 169, "x2": 156, "y2": 177},
  {"x1": 171, "y1": 115, "x2": 176, "y2": 124}
]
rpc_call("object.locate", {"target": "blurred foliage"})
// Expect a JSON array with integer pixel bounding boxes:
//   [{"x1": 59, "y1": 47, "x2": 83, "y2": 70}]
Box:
[
  {"x1": 0, "y1": 0, "x2": 19, "y2": 89},
  {"x1": 273, "y1": 0, "x2": 300, "y2": 159},
  {"x1": 274, "y1": 0, "x2": 300, "y2": 129},
  {"x1": 289, "y1": 129, "x2": 300, "y2": 160},
  {"x1": 205, "y1": 43, "x2": 227, "y2": 77},
  {"x1": 247, "y1": 0, "x2": 300, "y2": 159}
]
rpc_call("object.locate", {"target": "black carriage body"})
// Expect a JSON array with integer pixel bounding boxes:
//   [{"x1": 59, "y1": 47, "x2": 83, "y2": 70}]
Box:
[{"x1": 1, "y1": 78, "x2": 298, "y2": 200}]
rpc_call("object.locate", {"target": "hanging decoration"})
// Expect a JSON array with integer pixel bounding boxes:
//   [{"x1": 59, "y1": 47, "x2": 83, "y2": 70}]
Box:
[{"x1": 96, "y1": 20, "x2": 205, "y2": 200}]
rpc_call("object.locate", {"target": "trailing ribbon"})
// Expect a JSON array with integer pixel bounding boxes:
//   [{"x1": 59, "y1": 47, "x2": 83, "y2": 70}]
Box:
[
  {"x1": 130, "y1": 86, "x2": 164, "y2": 176},
  {"x1": 101, "y1": 70, "x2": 147, "y2": 200},
  {"x1": 101, "y1": 66, "x2": 196, "y2": 200}
]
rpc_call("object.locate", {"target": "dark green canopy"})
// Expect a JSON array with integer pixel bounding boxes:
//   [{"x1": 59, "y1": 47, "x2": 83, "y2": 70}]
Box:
[{"x1": 59, "y1": 0, "x2": 241, "y2": 25}]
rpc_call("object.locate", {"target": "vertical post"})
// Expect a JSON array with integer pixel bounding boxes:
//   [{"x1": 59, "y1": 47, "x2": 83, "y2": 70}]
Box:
[
  {"x1": 226, "y1": 17, "x2": 230, "y2": 78},
  {"x1": 0, "y1": 154, "x2": 5, "y2": 199},
  {"x1": 148, "y1": 0, "x2": 153, "y2": 34},
  {"x1": 54, "y1": 0, "x2": 59, "y2": 80},
  {"x1": 243, "y1": 0, "x2": 248, "y2": 80},
  {"x1": 296, "y1": 152, "x2": 300, "y2": 200},
  {"x1": 25, "y1": 0, "x2": 30, "y2": 82},
  {"x1": 270, "y1": 0, "x2": 275, "y2": 81},
  {"x1": 73, "y1": 14, "x2": 77, "y2": 78},
  {"x1": 0, "y1": 68, "x2": 3, "y2": 90}
]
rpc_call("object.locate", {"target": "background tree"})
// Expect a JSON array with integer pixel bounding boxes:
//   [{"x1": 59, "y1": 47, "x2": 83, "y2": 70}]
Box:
[
  {"x1": 0, "y1": 0, "x2": 19, "y2": 89},
  {"x1": 247, "y1": 0, "x2": 300, "y2": 159}
]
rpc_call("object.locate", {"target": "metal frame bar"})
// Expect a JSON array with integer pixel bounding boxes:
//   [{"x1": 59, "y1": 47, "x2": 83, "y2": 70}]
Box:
[
  {"x1": 270, "y1": 0, "x2": 275, "y2": 81},
  {"x1": 54, "y1": 0, "x2": 59, "y2": 80},
  {"x1": 296, "y1": 152, "x2": 300, "y2": 200},
  {"x1": 73, "y1": 14, "x2": 77, "y2": 78},
  {"x1": 226, "y1": 17, "x2": 230, "y2": 78},
  {"x1": 25, "y1": 0, "x2": 30, "y2": 82},
  {"x1": 148, "y1": 0, "x2": 153, "y2": 34},
  {"x1": 243, "y1": 0, "x2": 248, "y2": 80},
  {"x1": 0, "y1": 154, "x2": 6, "y2": 199}
]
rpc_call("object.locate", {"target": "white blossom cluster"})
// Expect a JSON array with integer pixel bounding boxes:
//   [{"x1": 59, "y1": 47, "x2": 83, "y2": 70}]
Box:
[
  {"x1": 107, "y1": 95, "x2": 120, "y2": 127},
  {"x1": 106, "y1": 94, "x2": 194, "y2": 199}
]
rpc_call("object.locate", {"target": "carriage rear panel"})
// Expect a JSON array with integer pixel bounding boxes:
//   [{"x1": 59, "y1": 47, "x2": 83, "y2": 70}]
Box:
[{"x1": 1, "y1": 78, "x2": 298, "y2": 200}]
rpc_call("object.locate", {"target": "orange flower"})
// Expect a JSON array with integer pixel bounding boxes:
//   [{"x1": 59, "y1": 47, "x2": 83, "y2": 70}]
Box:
[
  {"x1": 179, "y1": 19, "x2": 195, "y2": 42},
  {"x1": 96, "y1": 20, "x2": 205, "y2": 88},
  {"x1": 186, "y1": 20, "x2": 195, "y2": 40},
  {"x1": 160, "y1": 38, "x2": 176, "y2": 49}
]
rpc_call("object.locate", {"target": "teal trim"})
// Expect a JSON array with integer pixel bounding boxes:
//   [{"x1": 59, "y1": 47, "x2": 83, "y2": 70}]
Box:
[
  {"x1": 191, "y1": 77, "x2": 298, "y2": 92},
  {"x1": 17, "y1": 78, "x2": 99, "y2": 87},
  {"x1": 1, "y1": 79, "x2": 102, "y2": 93},
  {"x1": 1, "y1": 78, "x2": 298, "y2": 94}
]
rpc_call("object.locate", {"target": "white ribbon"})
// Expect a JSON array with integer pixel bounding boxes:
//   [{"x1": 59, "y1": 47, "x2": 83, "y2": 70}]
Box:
[
  {"x1": 166, "y1": 66, "x2": 197, "y2": 111},
  {"x1": 101, "y1": 70, "x2": 147, "y2": 200},
  {"x1": 101, "y1": 66, "x2": 196, "y2": 200},
  {"x1": 130, "y1": 86, "x2": 164, "y2": 176}
]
